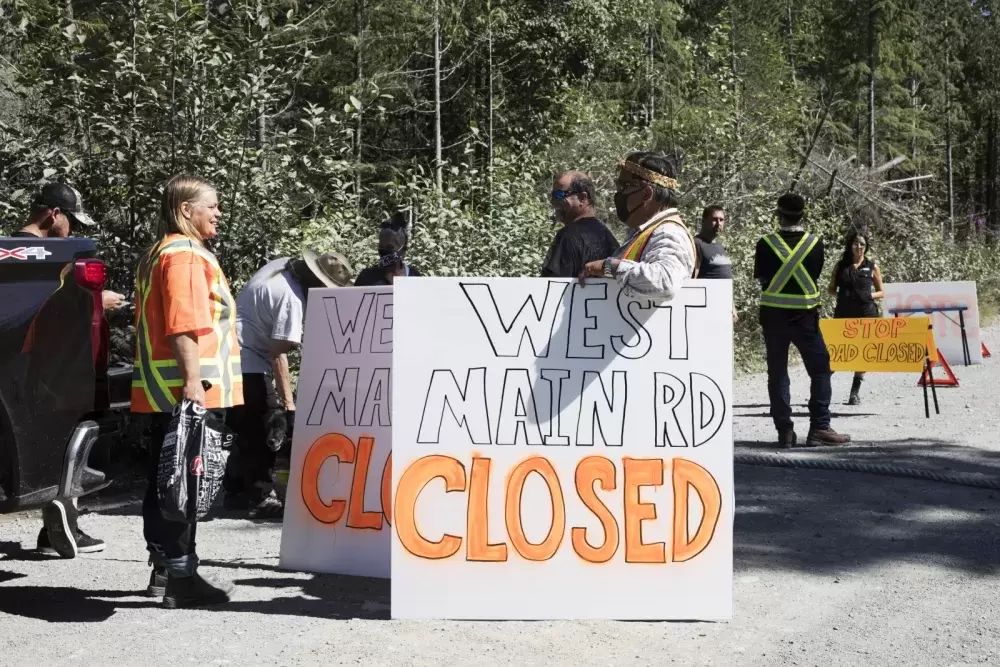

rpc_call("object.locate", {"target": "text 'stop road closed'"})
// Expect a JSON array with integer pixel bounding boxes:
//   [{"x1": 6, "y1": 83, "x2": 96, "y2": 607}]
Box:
[
  {"x1": 279, "y1": 286, "x2": 393, "y2": 580},
  {"x1": 391, "y1": 278, "x2": 734, "y2": 621}
]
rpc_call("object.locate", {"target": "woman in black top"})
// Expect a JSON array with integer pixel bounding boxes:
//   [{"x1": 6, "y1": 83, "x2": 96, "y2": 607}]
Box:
[
  {"x1": 827, "y1": 231, "x2": 884, "y2": 405},
  {"x1": 354, "y1": 211, "x2": 423, "y2": 286}
]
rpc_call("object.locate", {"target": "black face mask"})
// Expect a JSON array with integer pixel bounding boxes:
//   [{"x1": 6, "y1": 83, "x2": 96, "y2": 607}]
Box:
[
  {"x1": 378, "y1": 245, "x2": 405, "y2": 269},
  {"x1": 614, "y1": 190, "x2": 639, "y2": 223}
]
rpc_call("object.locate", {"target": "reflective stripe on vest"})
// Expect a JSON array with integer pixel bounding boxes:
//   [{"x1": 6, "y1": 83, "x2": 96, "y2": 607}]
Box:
[
  {"x1": 132, "y1": 238, "x2": 240, "y2": 411},
  {"x1": 760, "y1": 233, "x2": 820, "y2": 309},
  {"x1": 621, "y1": 215, "x2": 699, "y2": 277}
]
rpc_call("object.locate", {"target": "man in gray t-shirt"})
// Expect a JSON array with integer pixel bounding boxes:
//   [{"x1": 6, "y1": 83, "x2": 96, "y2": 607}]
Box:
[{"x1": 225, "y1": 250, "x2": 353, "y2": 516}]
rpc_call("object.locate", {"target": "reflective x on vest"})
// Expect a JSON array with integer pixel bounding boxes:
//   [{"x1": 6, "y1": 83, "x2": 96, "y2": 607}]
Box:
[
  {"x1": 760, "y1": 233, "x2": 820, "y2": 309},
  {"x1": 132, "y1": 238, "x2": 242, "y2": 412}
]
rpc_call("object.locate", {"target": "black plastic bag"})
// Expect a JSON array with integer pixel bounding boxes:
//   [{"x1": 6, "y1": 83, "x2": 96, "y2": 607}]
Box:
[{"x1": 157, "y1": 400, "x2": 234, "y2": 522}]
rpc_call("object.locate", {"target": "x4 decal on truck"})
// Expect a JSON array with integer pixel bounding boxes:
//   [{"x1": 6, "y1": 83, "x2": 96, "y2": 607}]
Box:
[{"x1": 0, "y1": 247, "x2": 53, "y2": 261}]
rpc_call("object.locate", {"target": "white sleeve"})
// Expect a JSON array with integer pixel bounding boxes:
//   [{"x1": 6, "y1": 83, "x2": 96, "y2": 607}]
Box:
[
  {"x1": 270, "y1": 287, "x2": 305, "y2": 345},
  {"x1": 613, "y1": 224, "x2": 695, "y2": 300}
]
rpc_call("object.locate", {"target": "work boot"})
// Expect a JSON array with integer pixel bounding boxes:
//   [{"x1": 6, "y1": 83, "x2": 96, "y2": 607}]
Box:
[
  {"x1": 248, "y1": 489, "x2": 284, "y2": 519},
  {"x1": 162, "y1": 572, "x2": 235, "y2": 609},
  {"x1": 777, "y1": 429, "x2": 797, "y2": 449},
  {"x1": 74, "y1": 529, "x2": 106, "y2": 554},
  {"x1": 848, "y1": 376, "x2": 863, "y2": 405},
  {"x1": 147, "y1": 567, "x2": 168, "y2": 597},
  {"x1": 41, "y1": 500, "x2": 77, "y2": 559},
  {"x1": 806, "y1": 428, "x2": 851, "y2": 447}
]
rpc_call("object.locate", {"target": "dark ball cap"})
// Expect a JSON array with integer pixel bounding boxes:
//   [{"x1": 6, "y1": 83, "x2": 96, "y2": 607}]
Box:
[
  {"x1": 776, "y1": 192, "x2": 805, "y2": 217},
  {"x1": 32, "y1": 183, "x2": 96, "y2": 227}
]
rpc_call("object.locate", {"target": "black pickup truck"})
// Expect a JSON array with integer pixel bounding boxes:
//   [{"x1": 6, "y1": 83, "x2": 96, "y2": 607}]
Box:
[{"x1": 0, "y1": 236, "x2": 131, "y2": 514}]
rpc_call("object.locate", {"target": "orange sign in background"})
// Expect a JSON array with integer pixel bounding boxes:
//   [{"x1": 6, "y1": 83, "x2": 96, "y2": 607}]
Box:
[{"x1": 820, "y1": 316, "x2": 935, "y2": 372}]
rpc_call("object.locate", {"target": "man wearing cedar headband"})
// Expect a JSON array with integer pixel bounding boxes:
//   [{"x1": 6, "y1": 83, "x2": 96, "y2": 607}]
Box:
[
  {"x1": 541, "y1": 170, "x2": 619, "y2": 278},
  {"x1": 578, "y1": 152, "x2": 697, "y2": 300},
  {"x1": 754, "y1": 192, "x2": 850, "y2": 448}
]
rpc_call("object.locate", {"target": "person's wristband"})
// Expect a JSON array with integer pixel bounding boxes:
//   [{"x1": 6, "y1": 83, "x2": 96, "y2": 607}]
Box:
[{"x1": 602, "y1": 258, "x2": 615, "y2": 278}]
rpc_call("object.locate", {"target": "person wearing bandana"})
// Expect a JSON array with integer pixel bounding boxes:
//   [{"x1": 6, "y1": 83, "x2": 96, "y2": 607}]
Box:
[
  {"x1": 354, "y1": 211, "x2": 423, "y2": 286},
  {"x1": 578, "y1": 151, "x2": 697, "y2": 301}
]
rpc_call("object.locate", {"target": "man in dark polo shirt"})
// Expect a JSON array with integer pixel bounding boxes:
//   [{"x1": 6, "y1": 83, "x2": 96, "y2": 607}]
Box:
[
  {"x1": 695, "y1": 205, "x2": 733, "y2": 279},
  {"x1": 541, "y1": 170, "x2": 619, "y2": 278}
]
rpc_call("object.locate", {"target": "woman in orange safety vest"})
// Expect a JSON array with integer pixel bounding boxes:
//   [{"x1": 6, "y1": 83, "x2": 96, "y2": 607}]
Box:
[{"x1": 132, "y1": 174, "x2": 243, "y2": 609}]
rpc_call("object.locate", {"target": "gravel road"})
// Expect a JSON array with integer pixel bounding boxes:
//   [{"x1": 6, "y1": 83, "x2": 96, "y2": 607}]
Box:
[{"x1": 2, "y1": 324, "x2": 999, "y2": 666}]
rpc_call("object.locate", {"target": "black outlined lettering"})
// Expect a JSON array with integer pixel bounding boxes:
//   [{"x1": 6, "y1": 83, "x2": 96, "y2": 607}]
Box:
[
  {"x1": 654, "y1": 372, "x2": 688, "y2": 447},
  {"x1": 460, "y1": 281, "x2": 567, "y2": 358},
  {"x1": 370, "y1": 292, "x2": 393, "y2": 354},
  {"x1": 323, "y1": 293, "x2": 375, "y2": 354},
  {"x1": 690, "y1": 372, "x2": 725, "y2": 447},
  {"x1": 565, "y1": 282, "x2": 606, "y2": 359},
  {"x1": 359, "y1": 368, "x2": 391, "y2": 427},
  {"x1": 539, "y1": 369, "x2": 571, "y2": 446},
  {"x1": 611, "y1": 291, "x2": 653, "y2": 359},
  {"x1": 306, "y1": 367, "x2": 359, "y2": 427},
  {"x1": 654, "y1": 286, "x2": 707, "y2": 360},
  {"x1": 417, "y1": 368, "x2": 491, "y2": 444},
  {"x1": 496, "y1": 369, "x2": 544, "y2": 446},
  {"x1": 575, "y1": 370, "x2": 626, "y2": 447}
]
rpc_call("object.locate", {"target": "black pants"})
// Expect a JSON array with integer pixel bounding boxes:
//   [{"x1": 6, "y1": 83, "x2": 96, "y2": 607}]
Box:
[
  {"x1": 762, "y1": 314, "x2": 832, "y2": 432},
  {"x1": 224, "y1": 373, "x2": 282, "y2": 500},
  {"x1": 142, "y1": 409, "x2": 225, "y2": 575}
]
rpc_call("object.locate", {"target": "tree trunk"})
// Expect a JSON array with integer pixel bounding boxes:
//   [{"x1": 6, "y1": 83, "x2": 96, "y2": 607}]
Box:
[
  {"x1": 646, "y1": 27, "x2": 655, "y2": 127},
  {"x1": 355, "y1": 0, "x2": 364, "y2": 203},
  {"x1": 867, "y1": 0, "x2": 877, "y2": 169},
  {"x1": 129, "y1": 0, "x2": 141, "y2": 232},
  {"x1": 170, "y1": 0, "x2": 178, "y2": 172},
  {"x1": 63, "y1": 0, "x2": 90, "y2": 156},
  {"x1": 256, "y1": 0, "x2": 267, "y2": 172},
  {"x1": 486, "y1": 0, "x2": 494, "y2": 215},
  {"x1": 945, "y1": 50, "x2": 955, "y2": 239},
  {"x1": 910, "y1": 77, "x2": 918, "y2": 193},
  {"x1": 433, "y1": 0, "x2": 443, "y2": 196},
  {"x1": 987, "y1": 111, "x2": 998, "y2": 233}
]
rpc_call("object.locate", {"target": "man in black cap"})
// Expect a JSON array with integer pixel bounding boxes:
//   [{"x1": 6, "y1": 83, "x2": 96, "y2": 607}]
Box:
[
  {"x1": 11, "y1": 183, "x2": 123, "y2": 556},
  {"x1": 754, "y1": 193, "x2": 850, "y2": 448},
  {"x1": 15, "y1": 183, "x2": 98, "y2": 238},
  {"x1": 13, "y1": 183, "x2": 126, "y2": 311}
]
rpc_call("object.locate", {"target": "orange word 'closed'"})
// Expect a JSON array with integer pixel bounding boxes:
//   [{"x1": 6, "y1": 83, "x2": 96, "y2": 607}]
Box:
[
  {"x1": 394, "y1": 455, "x2": 722, "y2": 564},
  {"x1": 300, "y1": 433, "x2": 392, "y2": 529}
]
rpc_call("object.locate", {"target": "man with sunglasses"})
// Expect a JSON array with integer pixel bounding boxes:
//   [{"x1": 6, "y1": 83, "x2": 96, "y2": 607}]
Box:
[
  {"x1": 10, "y1": 183, "x2": 125, "y2": 557},
  {"x1": 579, "y1": 152, "x2": 697, "y2": 301},
  {"x1": 541, "y1": 171, "x2": 619, "y2": 278}
]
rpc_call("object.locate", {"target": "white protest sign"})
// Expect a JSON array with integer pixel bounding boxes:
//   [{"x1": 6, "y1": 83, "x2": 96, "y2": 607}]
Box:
[
  {"x1": 883, "y1": 281, "x2": 982, "y2": 365},
  {"x1": 279, "y1": 286, "x2": 393, "y2": 578},
  {"x1": 391, "y1": 278, "x2": 733, "y2": 620}
]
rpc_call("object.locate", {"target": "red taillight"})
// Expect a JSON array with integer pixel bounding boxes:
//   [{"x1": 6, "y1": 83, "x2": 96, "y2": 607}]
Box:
[{"x1": 75, "y1": 259, "x2": 107, "y2": 291}]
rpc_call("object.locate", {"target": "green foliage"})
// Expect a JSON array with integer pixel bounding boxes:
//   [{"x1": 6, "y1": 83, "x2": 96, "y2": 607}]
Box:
[{"x1": 1, "y1": 0, "x2": 998, "y2": 372}]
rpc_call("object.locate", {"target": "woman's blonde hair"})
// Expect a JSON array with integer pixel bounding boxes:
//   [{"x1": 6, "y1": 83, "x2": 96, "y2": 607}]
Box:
[{"x1": 139, "y1": 174, "x2": 217, "y2": 278}]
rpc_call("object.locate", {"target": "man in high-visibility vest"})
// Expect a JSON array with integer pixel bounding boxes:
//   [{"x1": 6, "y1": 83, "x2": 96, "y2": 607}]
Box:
[
  {"x1": 579, "y1": 152, "x2": 697, "y2": 299},
  {"x1": 754, "y1": 193, "x2": 850, "y2": 448}
]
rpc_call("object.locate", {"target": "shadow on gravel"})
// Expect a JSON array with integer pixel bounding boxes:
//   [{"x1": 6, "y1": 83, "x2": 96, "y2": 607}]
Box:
[
  {"x1": 199, "y1": 558, "x2": 391, "y2": 620},
  {"x1": 737, "y1": 411, "x2": 879, "y2": 418},
  {"x1": 735, "y1": 453, "x2": 1000, "y2": 576}
]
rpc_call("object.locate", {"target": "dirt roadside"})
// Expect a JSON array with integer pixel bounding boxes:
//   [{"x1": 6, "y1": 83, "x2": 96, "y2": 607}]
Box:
[{"x1": 1, "y1": 325, "x2": 998, "y2": 666}]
